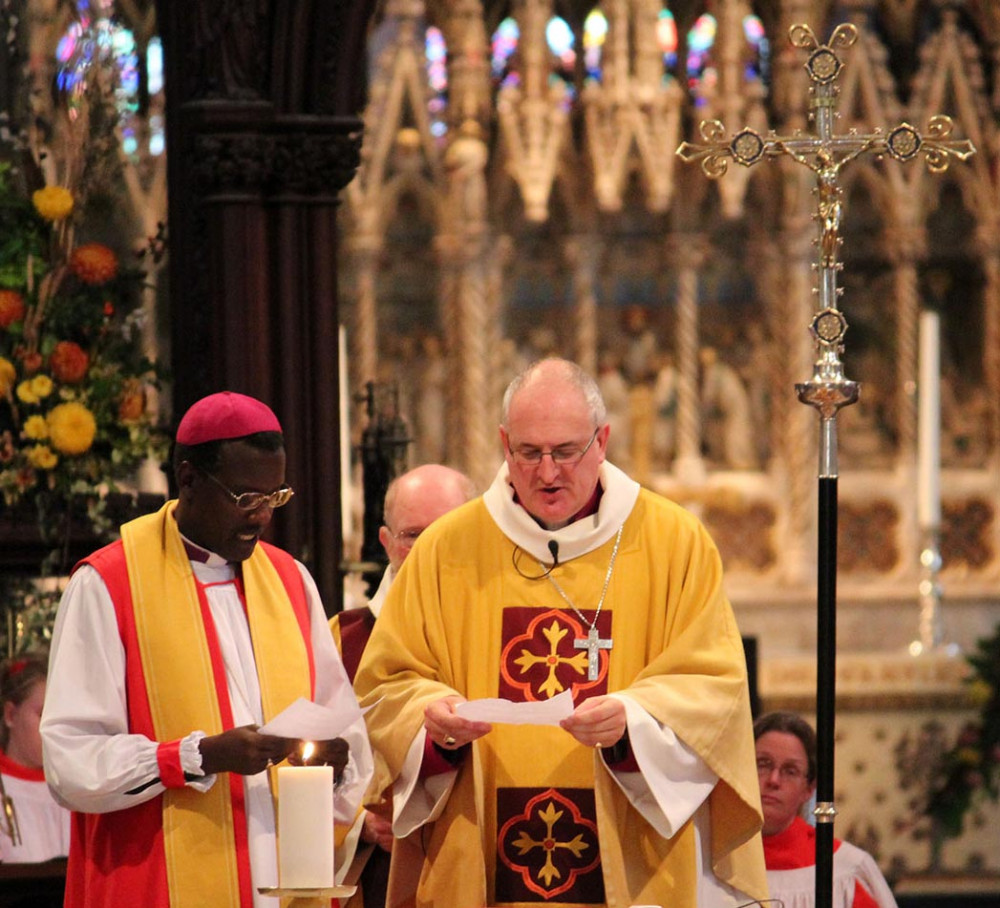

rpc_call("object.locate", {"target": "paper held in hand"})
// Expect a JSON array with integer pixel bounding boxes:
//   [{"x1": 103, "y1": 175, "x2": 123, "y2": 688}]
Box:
[
  {"x1": 454, "y1": 689, "x2": 574, "y2": 725},
  {"x1": 258, "y1": 696, "x2": 372, "y2": 739}
]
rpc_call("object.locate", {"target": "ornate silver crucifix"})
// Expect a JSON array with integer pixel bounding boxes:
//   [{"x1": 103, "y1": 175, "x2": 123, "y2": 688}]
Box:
[
  {"x1": 676, "y1": 20, "x2": 974, "y2": 908},
  {"x1": 574, "y1": 626, "x2": 612, "y2": 681}
]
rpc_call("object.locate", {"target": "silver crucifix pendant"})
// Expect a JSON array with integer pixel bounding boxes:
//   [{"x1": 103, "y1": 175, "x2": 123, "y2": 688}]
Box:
[{"x1": 574, "y1": 626, "x2": 613, "y2": 681}]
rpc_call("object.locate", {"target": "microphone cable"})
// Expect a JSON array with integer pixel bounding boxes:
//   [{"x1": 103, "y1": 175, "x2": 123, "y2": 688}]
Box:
[{"x1": 511, "y1": 539, "x2": 560, "y2": 580}]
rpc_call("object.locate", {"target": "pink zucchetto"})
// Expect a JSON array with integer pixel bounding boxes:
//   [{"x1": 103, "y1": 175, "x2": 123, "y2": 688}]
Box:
[{"x1": 175, "y1": 391, "x2": 283, "y2": 445}]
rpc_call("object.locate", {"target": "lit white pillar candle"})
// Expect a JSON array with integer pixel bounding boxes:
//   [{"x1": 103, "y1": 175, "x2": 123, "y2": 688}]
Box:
[
  {"x1": 277, "y1": 748, "x2": 334, "y2": 889},
  {"x1": 917, "y1": 310, "x2": 941, "y2": 529}
]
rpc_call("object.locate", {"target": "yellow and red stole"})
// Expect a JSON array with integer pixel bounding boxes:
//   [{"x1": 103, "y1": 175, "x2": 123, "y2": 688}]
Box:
[{"x1": 74, "y1": 501, "x2": 313, "y2": 908}]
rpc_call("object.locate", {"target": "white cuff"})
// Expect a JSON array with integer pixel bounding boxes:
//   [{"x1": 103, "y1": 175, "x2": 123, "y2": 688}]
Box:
[{"x1": 181, "y1": 730, "x2": 207, "y2": 775}]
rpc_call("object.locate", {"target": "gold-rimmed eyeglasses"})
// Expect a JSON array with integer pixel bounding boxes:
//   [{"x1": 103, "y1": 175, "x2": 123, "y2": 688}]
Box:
[
  {"x1": 508, "y1": 427, "x2": 600, "y2": 466},
  {"x1": 203, "y1": 470, "x2": 295, "y2": 511}
]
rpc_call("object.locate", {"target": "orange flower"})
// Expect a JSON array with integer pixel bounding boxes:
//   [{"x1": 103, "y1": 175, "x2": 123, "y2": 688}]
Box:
[
  {"x1": 49, "y1": 341, "x2": 90, "y2": 384},
  {"x1": 0, "y1": 290, "x2": 26, "y2": 328},
  {"x1": 118, "y1": 381, "x2": 146, "y2": 422},
  {"x1": 18, "y1": 348, "x2": 43, "y2": 374},
  {"x1": 70, "y1": 243, "x2": 119, "y2": 285},
  {"x1": 0, "y1": 357, "x2": 15, "y2": 395}
]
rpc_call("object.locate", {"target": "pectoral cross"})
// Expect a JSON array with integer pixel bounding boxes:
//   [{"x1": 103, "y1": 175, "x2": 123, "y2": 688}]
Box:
[{"x1": 574, "y1": 627, "x2": 612, "y2": 681}]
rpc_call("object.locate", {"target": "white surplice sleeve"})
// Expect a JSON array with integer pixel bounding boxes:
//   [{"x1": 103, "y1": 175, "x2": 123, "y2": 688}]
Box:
[
  {"x1": 609, "y1": 696, "x2": 753, "y2": 908},
  {"x1": 390, "y1": 729, "x2": 458, "y2": 837},
  {"x1": 603, "y1": 693, "x2": 718, "y2": 837},
  {"x1": 40, "y1": 564, "x2": 211, "y2": 813}
]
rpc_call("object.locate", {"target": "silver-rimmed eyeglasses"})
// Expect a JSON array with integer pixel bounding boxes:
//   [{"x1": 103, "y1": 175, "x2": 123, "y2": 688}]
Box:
[
  {"x1": 508, "y1": 427, "x2": 600, "y2": 466},
  {"x1": 203, "y1": 470, "x2": 295, "y2": 511}
]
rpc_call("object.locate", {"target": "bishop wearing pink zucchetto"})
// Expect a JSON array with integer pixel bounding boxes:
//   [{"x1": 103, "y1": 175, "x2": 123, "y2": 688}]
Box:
[{"x1": 41, "y1": 391, "x2": 373, "y2": 908}]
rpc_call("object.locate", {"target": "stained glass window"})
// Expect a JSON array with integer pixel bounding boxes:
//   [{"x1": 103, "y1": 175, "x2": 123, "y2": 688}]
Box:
[
  {"x1": 426, "y1": 25, "x2": 449, "y2": 138},
  {"x1": 743, "y1": 14, "x2": 769, "y2": 83},
  {"x1": 583, "y1": 8, "x2": 607, "y2": 84},
  {"x1": 56, "y1": 2, "x2": 137, "y2": 117},
  {"x1": 686, "y1": 13, "x2": 717, "y2": 101},
  {"x1": 492, "y1": 14, "x2": 576, "y2": 103},
  {"x1": 546, "y1": 15, "x2": 576, "y2": 103},
  {"x1": 146, "y1": 38, "x2": 165, "y2": 157},
  {"x1": 492, "y1": 16, "x2": 520, "y2": 89},
  {"x1": 55, "y1": 1, "x2": 164, "y2": 161},
  {"x1": 657, "y1": 8, "x2": 678, "y2": 74}
]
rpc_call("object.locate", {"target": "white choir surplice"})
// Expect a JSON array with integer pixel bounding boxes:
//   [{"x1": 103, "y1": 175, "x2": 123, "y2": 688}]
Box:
[{"x1": 41, "y1": 547, "x2": 372, "y2": 908}]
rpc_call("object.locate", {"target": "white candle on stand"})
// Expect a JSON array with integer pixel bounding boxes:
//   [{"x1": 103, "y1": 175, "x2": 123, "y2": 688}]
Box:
[
  {"x1": 917, "y1": 310, "x2": 941, "y2": 529},
  {"x1": 277, "y1": 747, "x2": 334, "y2": 889}
]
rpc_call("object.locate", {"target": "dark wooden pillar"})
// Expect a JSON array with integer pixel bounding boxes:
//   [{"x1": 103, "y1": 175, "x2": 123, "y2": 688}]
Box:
[{"x1": 156, "y1": 0, "x2": 378, "y2": 612}]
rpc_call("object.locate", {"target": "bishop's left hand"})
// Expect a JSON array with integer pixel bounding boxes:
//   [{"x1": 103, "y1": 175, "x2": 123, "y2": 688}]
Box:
[{"x1": 560, "y1": 695, "x2": 626, "y2": 749}]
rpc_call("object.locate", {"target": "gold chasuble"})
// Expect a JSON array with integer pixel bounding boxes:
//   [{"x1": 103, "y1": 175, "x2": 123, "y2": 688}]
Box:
[
  {"x1": 121, "y1": 502, "x2": 312, "y2": 908},
  {"x1": 355, "y1": 466, "x2": 767, "y2": 908}
]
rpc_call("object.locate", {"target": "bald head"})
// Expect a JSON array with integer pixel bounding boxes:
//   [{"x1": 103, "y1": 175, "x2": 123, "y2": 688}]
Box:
[
  {"x1": 501, "y1": 358, "x2": 607, "y2": 428},
  {"x1": 379, "y1": 464, "x2": 477, "y2": 571},
  {"x1": 499, "y1": 358, "x2": 610, "y2": 529}
]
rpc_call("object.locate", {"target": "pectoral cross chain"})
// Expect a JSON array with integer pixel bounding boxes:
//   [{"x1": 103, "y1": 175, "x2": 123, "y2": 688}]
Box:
[{"x1": 574, "y1": 626, "x2": 613, "y2": 681}]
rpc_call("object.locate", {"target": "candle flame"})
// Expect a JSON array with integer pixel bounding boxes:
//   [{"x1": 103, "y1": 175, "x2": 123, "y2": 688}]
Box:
[{"x1": 301, "y1": 741, "x2": 315, "y2": 763}]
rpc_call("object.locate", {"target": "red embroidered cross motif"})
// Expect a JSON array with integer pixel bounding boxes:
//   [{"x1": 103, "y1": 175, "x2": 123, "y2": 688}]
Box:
[
  {"x1": 499, "y1": 607, "x2": 610, "y2": 703},
  {"x1": 496, "y1": 787, "x2": 603, "y2": 903}
]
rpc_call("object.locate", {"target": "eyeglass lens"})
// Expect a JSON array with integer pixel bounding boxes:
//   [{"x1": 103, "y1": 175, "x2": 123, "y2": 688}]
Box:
[
  {"x1": 204, "y1": 471, "x2": 294, "y2": 510},
  {"x1": 756, "y1": 758, "x2": 805, "y2": 781},
  {"x1": 513, "y1": 428, "x2": 598, "y2": 465}
]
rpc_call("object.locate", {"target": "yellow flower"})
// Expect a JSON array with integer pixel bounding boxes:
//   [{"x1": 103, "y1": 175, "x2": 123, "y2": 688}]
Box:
[
  {"x1": 26, "y1": 444, "x2": 58, "y2": 470},
  {"x1": 0, "y1": 357, "x2": 15, "y2": 395},
  {"x1": 32, "y1": 186, "x2": 75, "y2": 221},
  {"x1": 16, "y1": 379, "x2": 38, "y2": 404},
  {"x1": 31, "y1": 374, "x2": 54, "y2": 398},
  {"x1": 23, "y1": 415, "x2": 49, "y2": 440},
  {"x1": 47, "y1": 401, "x2": 97, "y2": 455}
]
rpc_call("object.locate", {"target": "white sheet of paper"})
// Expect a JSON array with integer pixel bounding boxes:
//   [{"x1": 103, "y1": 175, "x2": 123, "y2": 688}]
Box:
[
  {"x1": 454, "y1": 689, "x2": 574, "y2": 725},
  {"x1": 258, "y1": 696, "x2": 368, "y2": 740}
]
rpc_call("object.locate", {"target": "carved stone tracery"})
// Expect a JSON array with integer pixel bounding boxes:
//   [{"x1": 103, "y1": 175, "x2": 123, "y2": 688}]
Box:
[{"x1": 341, "y1": 0, "x2": 1000, "y2": 607}]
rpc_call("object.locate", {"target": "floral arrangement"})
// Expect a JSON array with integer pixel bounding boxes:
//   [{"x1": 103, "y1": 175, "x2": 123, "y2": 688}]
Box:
[
  {"x1": 0, "y1": 156, "x2": 167, "y2": 550},
  {"x1": 924, "y1": 623, "x2": 1000, "y2": 838}
]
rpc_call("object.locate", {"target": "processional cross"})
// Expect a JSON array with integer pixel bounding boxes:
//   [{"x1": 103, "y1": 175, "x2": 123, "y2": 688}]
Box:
[{"x1": 677, "y1": 22, "x2": 974, "y2": 908}]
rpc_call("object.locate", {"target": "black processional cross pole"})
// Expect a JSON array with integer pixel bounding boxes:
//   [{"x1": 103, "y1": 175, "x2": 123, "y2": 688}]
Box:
[{"x1": 676, "y1": 22, "x2": 974, "y2": 908}]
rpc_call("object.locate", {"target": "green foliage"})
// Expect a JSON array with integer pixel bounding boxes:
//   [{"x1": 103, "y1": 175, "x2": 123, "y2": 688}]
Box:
[{"x1": 925, "y1": 624, "x2": 1000, "y2": 837}]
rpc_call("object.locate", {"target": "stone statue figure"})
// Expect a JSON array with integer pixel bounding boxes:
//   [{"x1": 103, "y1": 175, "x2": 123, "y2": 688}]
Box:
[
  {"x1": 699, "y1": 346, "x2": 757, "y2": 470},
  {"x1": 444, "y1": 120, "x2": 488, "y2": 229}
]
